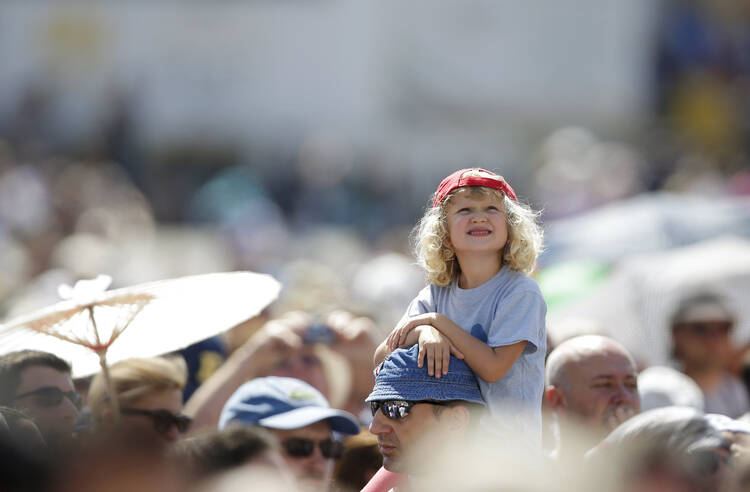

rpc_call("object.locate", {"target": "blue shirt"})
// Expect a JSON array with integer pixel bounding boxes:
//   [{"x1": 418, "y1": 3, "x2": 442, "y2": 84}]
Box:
[{"x1": 404, "y1": 266, "x2": 547, "y2": 446}]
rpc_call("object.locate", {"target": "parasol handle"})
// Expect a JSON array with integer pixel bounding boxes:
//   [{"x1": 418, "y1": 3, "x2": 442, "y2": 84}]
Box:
[
  {"x1": 87, "y1": 305, "x2": 121, "y2": 423},
  {"x1": 98, "y1": 350, "x2": 121, "y2": 423}
]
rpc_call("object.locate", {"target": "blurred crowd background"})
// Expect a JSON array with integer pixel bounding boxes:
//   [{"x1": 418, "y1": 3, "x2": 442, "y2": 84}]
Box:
[
  {"x1": 0, "y1": 0, "x2": 749, "y2": 393},
  {"x1": 1, "y1": 1, "x2": 750, "y2": 491}
]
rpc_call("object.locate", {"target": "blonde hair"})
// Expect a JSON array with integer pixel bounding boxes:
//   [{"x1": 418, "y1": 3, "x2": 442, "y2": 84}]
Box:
[
  {"x1": 414, "y1": 176, "x2": 543, "y2": 286},
  {"x1": 88, "y1": 356, "x2": 187, "y2": 422}
]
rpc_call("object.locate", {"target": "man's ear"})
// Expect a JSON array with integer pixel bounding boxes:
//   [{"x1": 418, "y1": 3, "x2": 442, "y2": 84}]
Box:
[
  {"x1": 545, "y1": 386, "x2": 566, "y2": 410},
  {"x1": 442, "y1": 405, "x2": 471, "y2": 432}
]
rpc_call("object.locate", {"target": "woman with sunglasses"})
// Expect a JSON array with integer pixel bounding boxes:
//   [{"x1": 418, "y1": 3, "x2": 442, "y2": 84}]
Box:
[{"x1": 88, "y1": 356, "x2": 192, "y2": 443}]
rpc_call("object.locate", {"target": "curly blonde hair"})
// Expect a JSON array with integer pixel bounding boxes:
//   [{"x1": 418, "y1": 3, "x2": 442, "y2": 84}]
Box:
[{"x1": 413, "y1": 183, "x2": 543, "y2": 286}]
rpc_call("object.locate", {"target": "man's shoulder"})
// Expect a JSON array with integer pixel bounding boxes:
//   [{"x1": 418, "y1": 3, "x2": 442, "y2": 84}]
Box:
[{"x1": 361, "y1": 467, "x2": 406, "y2": 492}]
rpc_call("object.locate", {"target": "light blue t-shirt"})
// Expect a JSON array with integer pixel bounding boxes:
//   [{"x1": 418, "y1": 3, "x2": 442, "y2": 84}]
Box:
[{"x1": 403, "y1": 266, "x2": 547, "y2": 446}]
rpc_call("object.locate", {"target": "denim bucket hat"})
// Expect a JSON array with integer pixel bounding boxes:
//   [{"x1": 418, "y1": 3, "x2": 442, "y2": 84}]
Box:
[
  {"x1": 366, "y1": 345, "x2": 485, "y2": 404},
  {"x1": 219, "y1": 376, "x2": 360, "y2": 435}
]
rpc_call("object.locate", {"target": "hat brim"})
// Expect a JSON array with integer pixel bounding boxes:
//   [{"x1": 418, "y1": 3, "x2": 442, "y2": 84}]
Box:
[
  {"x1": 365, "y1": 378, "x2": 485, "y2": 406},
  {"x1": 258, "y1": 406, "x2": 360, "y2": 435}
]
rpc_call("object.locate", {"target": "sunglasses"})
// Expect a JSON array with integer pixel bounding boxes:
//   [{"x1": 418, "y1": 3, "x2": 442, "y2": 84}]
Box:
[
  {"x1": 370, "y1": 400, "x2": 450, "y2": 420},
  {"x1": 674, "y1": 321, "x2": 732, "y2": 337},
  {"x1": 120, "y1": 408, "x2": 192, "y2": 435},
  {"x1": 281, "y1": 438, "x2": 344, "y2": 460},
  {"x1": 14, "y1": 386, "x2": 82, "y2": 410}
]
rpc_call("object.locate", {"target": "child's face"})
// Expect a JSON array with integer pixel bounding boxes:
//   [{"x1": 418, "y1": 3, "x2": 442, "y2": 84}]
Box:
[{"x1": 445, "y1": 189, "x2": 508, "y2": 258}]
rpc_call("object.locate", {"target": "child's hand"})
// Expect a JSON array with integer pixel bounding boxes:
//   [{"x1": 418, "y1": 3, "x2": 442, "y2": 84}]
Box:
[
  {"x1": 417, "y1": 326, "x2": 464, "y2": 378},
  {"x1": 386, "y1": 313, "x2": 440, "y2": 351}
]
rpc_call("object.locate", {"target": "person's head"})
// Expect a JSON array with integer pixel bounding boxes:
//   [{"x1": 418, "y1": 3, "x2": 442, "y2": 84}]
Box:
[
  {"x1": 0, "y1": 406, "x2": 51, "y2": 492},
  {"x1": 0, "y1": 405, "x2": 47, "y2": 455},
  {"x1": 638, "y1": 365, "x2": 705, "y2": 412},
  {"x1": 87, "y1": 356, "x2": 189, "y2": 443},
  {"x1": 546, "y1": 335, "x2": 640, "y2": 438},
  {"x1": 414, "y1": 167, "x2": 543, "y2": 286},
  {"x1": 366, "y1": 345, "x2": 486, "y2": 474},
  {"x1": 332, "y1": 430, "x2": 382, "y2": 492},
  {"x1": 671, "y1": 293, "x2": 735, "y2": 373},
  {"x1": 219, "y1": 376, "x2": 360, "y2": 492},
  {"x1": 51, "y1": 428, "x2": 187, "y2": 492},
  {"x1": 173, "y1": 424, "x2": 293, "y2": 486},
  {"x1": 0, "y1": 350, "x2": 79, "y2": 445},
  {"x1": 587, "y1": 407, "x2": 731, "y2": 492}
]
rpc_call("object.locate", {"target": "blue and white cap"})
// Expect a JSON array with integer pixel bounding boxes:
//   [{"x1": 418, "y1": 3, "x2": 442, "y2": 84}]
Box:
[{"x1": 219, "y1": 376, "x2": 360, "y2": 435}]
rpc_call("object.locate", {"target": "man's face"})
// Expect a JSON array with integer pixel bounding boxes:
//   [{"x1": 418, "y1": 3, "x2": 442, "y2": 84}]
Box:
[
  {"x1": 672, "y1": 320, "x2": 733, "y2": 371},
  {"x1": 268, "y1": 347, "x2": 330, "y2": 403},
  {"x1": 557, "y1": 348, "x2": 640, "y2": 433},
  {"x1": 13, "y1": 366, "x2": 79, "y2": 444},
  {"x1": 120, "y1": 388, "x2": 186, "y2": 443},
  {"x1": 368, "y1": 401, "x2": 442, "y2": 474},
  {"x1": 268, "y1": 420, "x2": 335, "y2": 492}
]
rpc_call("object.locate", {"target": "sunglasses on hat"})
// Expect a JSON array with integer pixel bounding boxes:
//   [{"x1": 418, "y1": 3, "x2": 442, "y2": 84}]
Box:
[
  {"x1": 14, "y1": 386, "x2": 82, "y2": 410},
  {"x1": 370, "y1": 399, "x2": 451, "y2": 420},
  {"x1": 120, "y1": 407, "x2": 192, "y2": 435},
  {"x1": 281, "y1": 437, "x2": 344, "y2": 459}
]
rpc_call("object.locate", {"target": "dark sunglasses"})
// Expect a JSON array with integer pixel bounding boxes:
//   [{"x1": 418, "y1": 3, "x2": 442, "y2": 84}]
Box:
[
  {"x1": 120, "y1": 408, "x2": 192, "y2": 434},
  {"x1": 675, "y1": 321, "x2": 732, "y2": 337},
  {"x1": 14, "y1": 386, "x2": 82, "y2": 410},
  {"x1": 370, "y1": 399, "x2": 450, "y2": 420},
  {"x1": 281, "y1": 438, "x2": 344, "y2": 460}
]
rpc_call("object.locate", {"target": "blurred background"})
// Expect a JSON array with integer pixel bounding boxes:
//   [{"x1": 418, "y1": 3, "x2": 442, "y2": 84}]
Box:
[{"x1": 0, "y1": 0, "x2": 749, "y2": 365}]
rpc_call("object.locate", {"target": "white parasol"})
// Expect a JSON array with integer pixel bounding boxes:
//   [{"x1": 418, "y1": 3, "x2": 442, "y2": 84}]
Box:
[
  {"x1": 541, "y1": 192, "x2": 750, "y2": 267},
  {"x1": 0, "y1": 271, "x2": 281, "y2": 418},
  {"x1": 550, "y1": 236, "x2": 750, "y2": 367}
]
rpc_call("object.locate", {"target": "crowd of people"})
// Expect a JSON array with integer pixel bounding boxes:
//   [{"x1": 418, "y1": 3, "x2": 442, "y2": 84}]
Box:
[
  {"x1": 0, "y1": 167, "x2": 749, "y2": 492},
  {"x1": 0, "y1": 0, "x2": 747, "y2": 489}
]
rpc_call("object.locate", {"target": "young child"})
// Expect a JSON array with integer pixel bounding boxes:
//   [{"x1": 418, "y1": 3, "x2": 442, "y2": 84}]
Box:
[{"x1": 374, "y1": 167, "x2": 546, "y2": 446}]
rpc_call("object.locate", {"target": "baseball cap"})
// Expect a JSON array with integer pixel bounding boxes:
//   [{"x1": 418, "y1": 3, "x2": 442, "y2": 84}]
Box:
[
  {"x1": 219, "y1": 376, "x2": 360, "y2": 435},
  {"x1": 366, "y1": 345, "x2": 485, "y2": 405},
  {"x1": 673, "y1": 293, "x2": 733, "y2": 324},
  {"x1": 433, "y1": 168, "x2": 517, "y2": 207}
]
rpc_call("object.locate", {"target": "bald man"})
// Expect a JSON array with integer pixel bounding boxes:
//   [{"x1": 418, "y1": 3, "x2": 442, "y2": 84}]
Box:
[{"x1": 545, "y1": 335, "x2": 640, "y2": 459}]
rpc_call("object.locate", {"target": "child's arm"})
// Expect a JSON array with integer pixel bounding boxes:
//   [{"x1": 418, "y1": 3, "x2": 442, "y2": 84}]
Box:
[
  {"x1": 374, "y1": 323, "x2": 463, "y2": 370},
  {"x1": 374, "y1": 326, "x2": 424, "y2": 366},
  {"x1": 390, "y1": 313, "x2": 526, "y2": 383},
  {"x1": 374, "y1": 338, "x2": 391, "y2": 367}
]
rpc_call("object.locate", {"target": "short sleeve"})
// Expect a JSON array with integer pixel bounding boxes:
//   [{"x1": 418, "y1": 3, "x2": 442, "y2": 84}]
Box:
[
  {"x1": 486, "y1": 290, "x2": 546, "y2": 353},
  {"x1": 400, "y1": 285, "x2": 435, "y2": 321}
]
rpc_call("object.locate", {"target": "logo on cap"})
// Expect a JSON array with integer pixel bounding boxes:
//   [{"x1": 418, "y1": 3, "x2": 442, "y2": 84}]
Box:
[{"x1": 289, "y1": 390, "x2": 318, "y2": 401}]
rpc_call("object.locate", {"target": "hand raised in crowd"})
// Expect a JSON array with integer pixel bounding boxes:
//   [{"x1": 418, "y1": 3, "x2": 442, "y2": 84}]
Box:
[
  {"x1": 256, "y1": 310, "x2": 378, "y2": 380},
  {"x1": 244, "y1": 312, "x2": 308, "y2": 372},
  {"x1": 185, "y1": 310, "x2": 380, "y2": 430},
  {"x1": 324, "y1": 310, "x2": 379, "y2": 367}
]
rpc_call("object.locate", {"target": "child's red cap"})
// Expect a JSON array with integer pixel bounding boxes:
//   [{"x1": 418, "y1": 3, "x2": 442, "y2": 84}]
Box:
[{"x1": 433, "y1": 168, "x2": 517, "y2": 207}]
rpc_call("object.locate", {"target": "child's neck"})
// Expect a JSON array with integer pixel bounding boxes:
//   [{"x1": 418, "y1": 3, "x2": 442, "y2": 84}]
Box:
[{"x1": 456, "y1": 253, "x2": 502, "y2": 289}]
